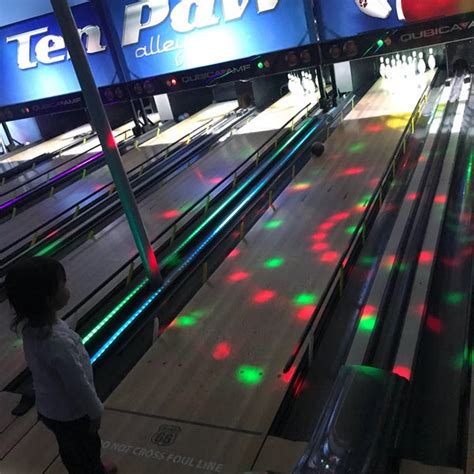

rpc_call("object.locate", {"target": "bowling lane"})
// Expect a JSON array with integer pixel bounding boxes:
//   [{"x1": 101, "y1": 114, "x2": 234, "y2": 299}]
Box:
[
  {"x1": 0, "y1": 117, "x2": 151, "y2": 199},
  {"x1": 0, "y1": 94, "x2": 312, "y2": 393},
  {"x1": 0, "y1": 103, "x2": 236, "y2": 249},
  {"x1": 0, "y1": 123, "x2": 92, "y2": 176},
  {"x1": 0, "y1": 75, "x2": 434, "y2": 473},
  {"x1": 88, "y1": 75, "x2": 433, "y2": 472}
]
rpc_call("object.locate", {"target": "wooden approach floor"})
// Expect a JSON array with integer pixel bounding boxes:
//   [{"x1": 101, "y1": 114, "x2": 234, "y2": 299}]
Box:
[{"x1": 0, "y1": 74, "x2": 435, "y2": 474}]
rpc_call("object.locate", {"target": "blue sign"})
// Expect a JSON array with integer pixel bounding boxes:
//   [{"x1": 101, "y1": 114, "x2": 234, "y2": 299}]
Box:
[
  {"x1": 101, "y1": 0, "x2": 313, "y2": 82},
  {"x1": 0, "y1": 2, "x2": 117, "y2": 107},
  {"x1": 315, "y1": 0, "x2": 473, "y2": 41},
  {"x1": 0, "y1": 0, "x2": 314, "y2": 108}
]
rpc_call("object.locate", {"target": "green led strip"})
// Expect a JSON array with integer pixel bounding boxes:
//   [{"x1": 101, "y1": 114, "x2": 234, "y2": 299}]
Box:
[{"x1": 81, "y1": 114, "x2": 315, "y2": 345}]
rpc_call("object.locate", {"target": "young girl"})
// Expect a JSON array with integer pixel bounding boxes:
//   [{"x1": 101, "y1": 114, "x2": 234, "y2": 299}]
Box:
[{"x1": 5, "y1": 257, "x2": 117, "y2": 474}]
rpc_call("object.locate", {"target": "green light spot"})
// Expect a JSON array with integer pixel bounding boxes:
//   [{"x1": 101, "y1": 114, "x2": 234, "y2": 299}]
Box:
[
  {"x1": 257, "y1": 62, "x2": 264, "y2": 70},
  {"x1": 358, "y1": 316, "x2": 376, "y2": 332},
  {"x1": 346, "y1": 225, "x2": 357, "y2": 235},
  {"x1": 264, "y1": 220, "x2": 283, "y2": 229},
  {"x1": 35, "y1": 239, "x2": 63, "y2": 257},
  {"x1": 360, "y1": 255, "x2": 377, "y2": 266},
  {"x1": 444, "y1": 292, "x2": 464, "y2": 305},
  {"x1": 264, "y1": 257, "x2": 285, "y2": 269},
  {"x1": 349, "y1": 142, "x2": 365, "y2": 153},
  {"x1": 236, "y1": 366, "x2": 264, "y2": 385},
  {"x1": 398, "y1": 263, "x2": 408, "y2": 272},
  {"x1": 163, "y1": 252, "x2": 181, "y2": 268},
  {"x1": 294, "y1": 293, "x2": 317, "y2": 306},
  {"x1": 175, "y1": 315, "x2": 197, "y2": 327},
  {"x1": 377, "y1": 39, "x2": 384, "y2": 47}
]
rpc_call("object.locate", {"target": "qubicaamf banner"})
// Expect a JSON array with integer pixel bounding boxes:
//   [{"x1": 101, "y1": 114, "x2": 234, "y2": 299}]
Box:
[
  {"x1": 0, "y1": 0, "x2": 313, "y2": 108},
  {"x1": 99, "y1": 0, "x2": 312, "y2": 82},
  {"x1": 315, "y1": 0, "x2": 473, "y2": 41},
  {"x1": 0, "y1": 2, "x2": 117, "y2": 107}
]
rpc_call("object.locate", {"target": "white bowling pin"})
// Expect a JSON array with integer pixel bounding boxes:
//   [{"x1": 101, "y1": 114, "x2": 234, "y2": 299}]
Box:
[
  {"x1": 379, "y1": 57, "x2": 386, "y2": 78},
  {"x1": 401, "y1": 55, "x2": 408, "y2": 79},
  {"x1": 385, "y1": 57, "x2": 392, "y2": 80},
  {"x1": 407, "y1": 56, "x2": 415, "y2": 79},
  {"x1": 428, "y1": 48, "x2": 436, "y2": 70},
  {"x1": 418, "y1": 52, "x2": 426, "y2": 74},
  {"x1": 395, "y1": 53, "x2": 402, "y2": 69},
  {"x1": 354, "y1": 0, "x2": 392, "y2": 19}
]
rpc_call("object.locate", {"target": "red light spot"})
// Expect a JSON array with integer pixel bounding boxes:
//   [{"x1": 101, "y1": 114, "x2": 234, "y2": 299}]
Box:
[
  {"x1": 393, "y1": 365, "x2": 411, "y2": 381},
  {"x1": 331, "y1": 211, "x2": 351, "y2": 222},
  {"x1": 290, "y1": 183, "x2": 311, "y2": 192},
  {"x1": 282, "y1": 366, "x2": 296, "y2": 384},
  {"x1": 227, "y1": 248, "x2": 240, "y2": 259},
  {"x1": 171, "y1": 78, "x2": 177, "y2": 86},
  {"x1": 312, "y1": 242, "x2": 329, "y2": 252},
  {"x1": 365, "y1": 124, "x2": 384, "y2": 133},
  {"x1": 417, "y1": 304, "x2": 426, "y2": 317},
  {"x1": 434, "y1": 195, "x2": 447, "y2": 204},
  {"x1": 362, "y1": 305, "x2": 377, "y2": 317},
  {"x1": 319, "y1": 222, "x2": 335, "y2": 231},
  {"x1": 107, "y1": 133, "x2": 116, "y2": 149},
  {"x1": 212, "y1": 342, "x2": 231, "y2": 360},
  {"x1": 320, "y1": 251, "x2": 339, "y2": 263},
  {"x1": 161, "y1": 210, "x2": 180, "y2": 219},
  {"x1": 208, "y1": 177, "x2": 223, "y2": 185},
  {"x1": 253, "y1": 290, "x2": 276, "y2": 304},
  {"x1": 384, "y1": 255, "x2": 396, "y2": 269},
  {"x1": 227, "y1": 271, "x2": 249, "y2": 282},
  {"x1": 46, "y1": 229, "x2": 59, "y2": 239},
  {"x1": 311, "y1": 232, "x2": 327, "y2": 241},
  {"x1": 419, "y1": 154, "x2": 427, "y2": 162},
  {"x1": 407, "y1": 193, "x2": 417, "y2": 201},
  {"x1": 147, "y1": 246, "x2": 159, "y2": 274},
  {"x1": 426, "y1": 315, "x2": 442, "y2": 334},
  {"x1": 418, "y1": 251, "x2": 433, "y2": 264},
  {"x1": 296, "y1": 305, "x2": 315, "y2": 321},
  {"x1": 341, "y1": 167, "x2": 364, "y2": 176},
  {"x1": 441, "y1": 257, "x2": 459, "y2": 267}
]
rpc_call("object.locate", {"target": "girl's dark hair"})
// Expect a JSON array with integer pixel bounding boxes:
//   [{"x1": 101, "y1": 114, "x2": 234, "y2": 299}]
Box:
[{"x1": 5, "y1": 257, "x2": 66, "y2": 332}]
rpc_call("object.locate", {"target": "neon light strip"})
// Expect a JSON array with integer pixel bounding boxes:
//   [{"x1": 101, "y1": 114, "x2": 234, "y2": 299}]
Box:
[
  {"x1": 86, "y1": 115, "x2": 314, "y2": 352},
  {"x1": 0, "y1": 152, "x2": 102, "y2": 210},
  {"x1": 90, "y1": 118, "x2": 320, "y2": 363}
]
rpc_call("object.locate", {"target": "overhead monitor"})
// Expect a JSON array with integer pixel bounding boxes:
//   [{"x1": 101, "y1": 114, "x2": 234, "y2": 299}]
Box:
[{"x1": 315, "y1": 0, "x2": 473, "y2": 41}]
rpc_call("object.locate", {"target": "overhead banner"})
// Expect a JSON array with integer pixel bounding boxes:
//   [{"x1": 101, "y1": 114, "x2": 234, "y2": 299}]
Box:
[
  {"x1": 0, "y1": 0, "x2": 314, "y2": 110},
  {"x1": 315, "y1": 0, "x2": 473, "y2": 41},
  {"x1": 100, "y1": 0, "x2": 314, "y2": 82}
]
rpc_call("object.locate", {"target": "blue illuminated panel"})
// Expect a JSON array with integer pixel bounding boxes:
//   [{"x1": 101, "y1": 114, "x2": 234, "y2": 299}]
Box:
[
  {"x1": 0, "y1": 2, "x2": 117, "y2": 107},
  {"x1": 0, "y1": 0, "x2": 314, "y2": 109},
  {"x1": 101, "y1": 0, "x2": 313, "y2": 82}
]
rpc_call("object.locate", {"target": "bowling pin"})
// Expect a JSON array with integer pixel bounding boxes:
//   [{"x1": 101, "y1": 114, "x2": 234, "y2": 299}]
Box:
[
  {"x1": 385, "y1": 57, "x2": 392, "y2": 81},
  {"x1": 418, "y1": 51, "x2": 426, "y2": 74},
  {"x1": 428, "y1": 48, "x2": 436, "y2": 70},
  {"x1": 396, "y1": 53, "x2": 402, "y2": 69},
  {"x1": 355, "y1": 0, "x2": 392, "y2": 19},
  {"x1": 401, "y1": 54, "x2": 408, "y2": 79},
  {"x1": 379, "y1": 57, "x2": 386, "y2": 78},
  {"x1": 407, "y1": 56, "x2": 416, "y2": 79}
]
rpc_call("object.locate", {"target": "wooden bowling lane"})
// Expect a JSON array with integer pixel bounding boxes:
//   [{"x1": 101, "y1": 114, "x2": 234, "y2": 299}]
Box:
[
  {"x1": 0, "y1": 94, "x2": 312, "y2": 396},
  {"x1": 0, "y1": 103, "x2": 234, "y2": 248},
  {"x1": 0, "y1": 73, "x2": 433, "y2": 473},
  {"x1": 0, "y1": 123, "x2": 92, "y2": 173},
  {"x1": 0, "y1": 119, "x2": 139, "y2": 197}
]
